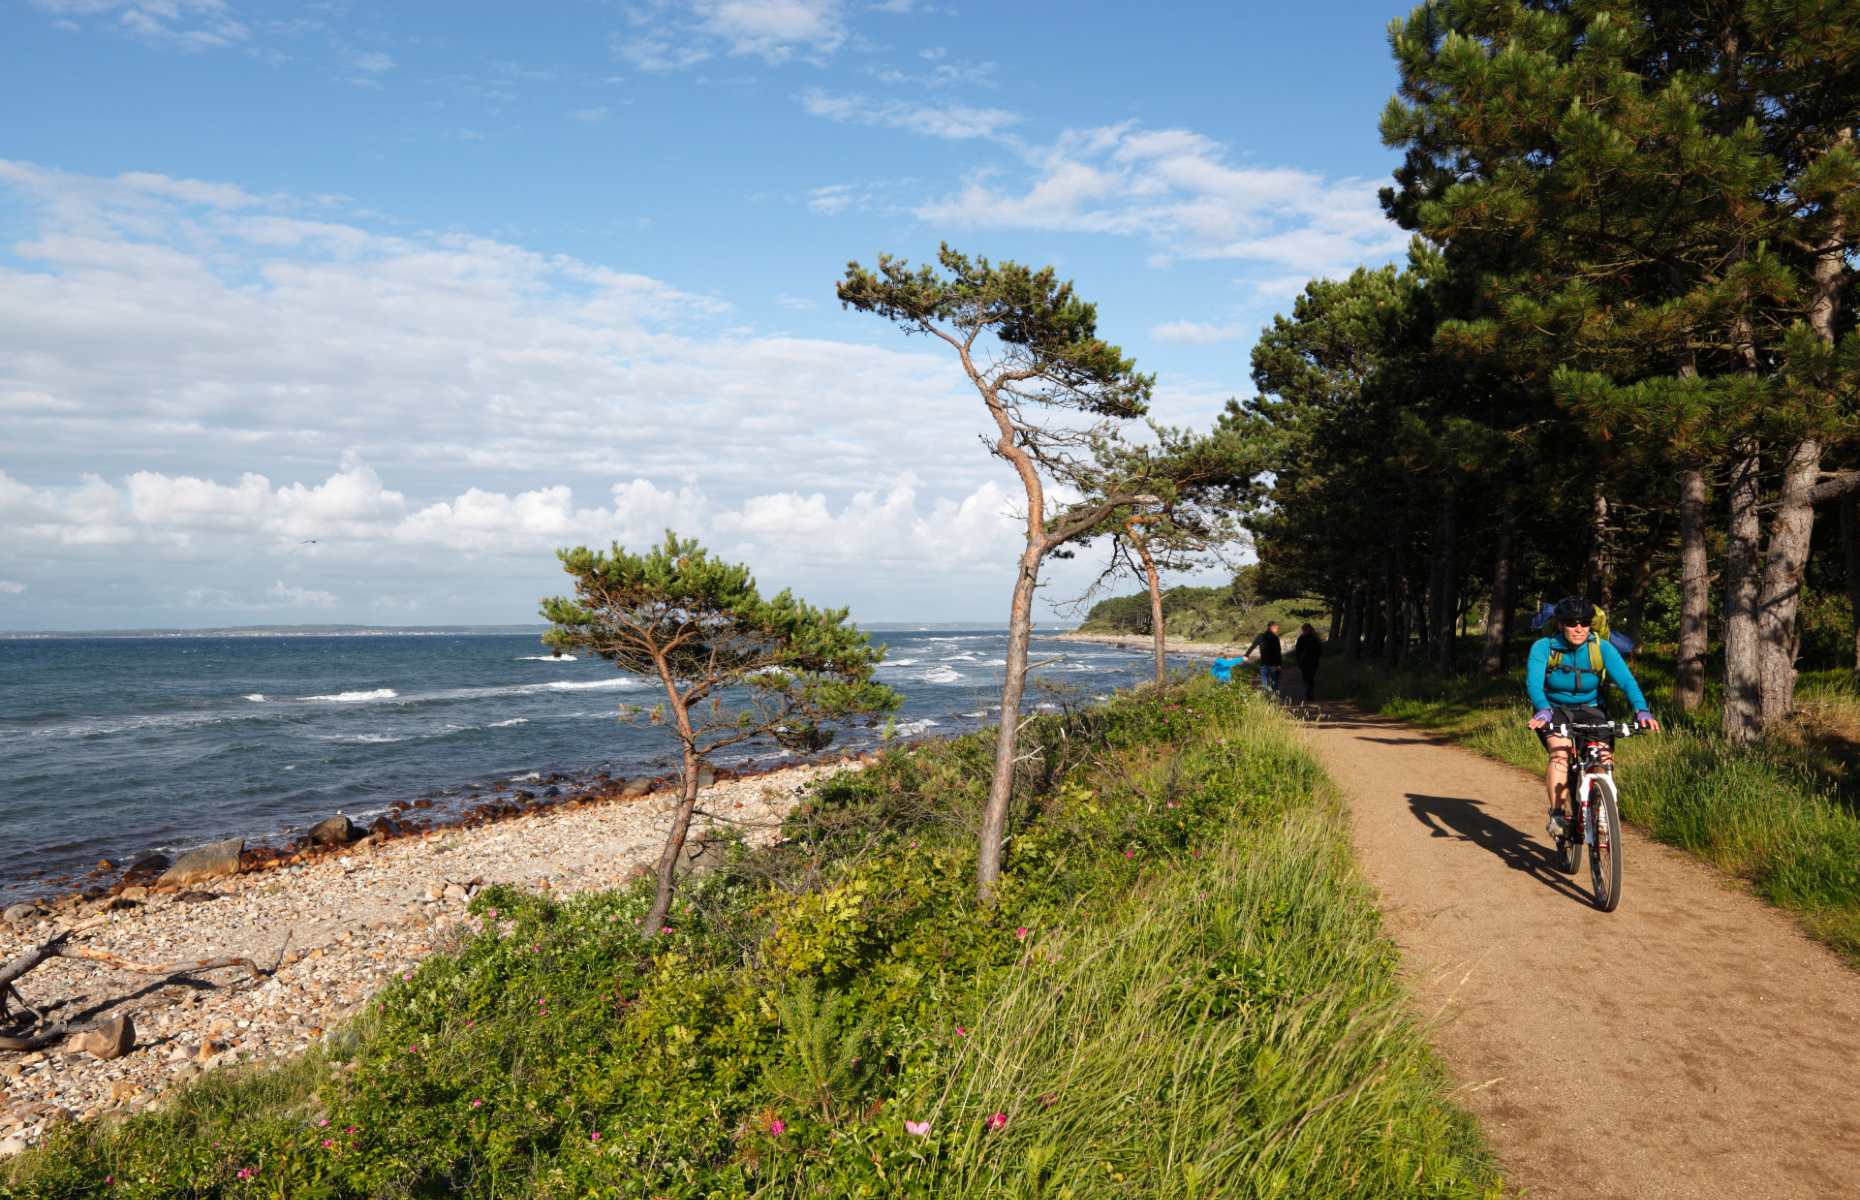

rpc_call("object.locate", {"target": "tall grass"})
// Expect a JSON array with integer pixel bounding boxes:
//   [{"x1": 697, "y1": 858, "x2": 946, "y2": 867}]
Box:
[
  {"x1": 1326, "y1": 655, "x2": 1860, "y2": 963},
  {"x1": 5, "y1": 683, "x2": 1500, "y2": 1198}
]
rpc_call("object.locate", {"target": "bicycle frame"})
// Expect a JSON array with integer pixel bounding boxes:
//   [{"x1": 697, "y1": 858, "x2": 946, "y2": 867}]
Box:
[{"x1": 1552, "y1": 719, "x2": 1633, "y2": 848}]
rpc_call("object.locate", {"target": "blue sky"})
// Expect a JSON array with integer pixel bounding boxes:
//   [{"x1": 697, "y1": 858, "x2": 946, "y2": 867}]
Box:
[{"x1": 1, "y1": 0, "x2": 1414, "y2": 628}]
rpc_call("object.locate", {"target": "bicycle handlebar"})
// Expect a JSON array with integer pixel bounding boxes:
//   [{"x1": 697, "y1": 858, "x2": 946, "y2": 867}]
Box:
[{"x1": 1545, "y1": 720, "x2": 1641, "y2": 739}]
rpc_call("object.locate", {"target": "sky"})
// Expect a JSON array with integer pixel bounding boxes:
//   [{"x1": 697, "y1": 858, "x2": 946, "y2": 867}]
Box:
[{"x1": 0, "y1": 0, "x2": 1416, "y2": 630}]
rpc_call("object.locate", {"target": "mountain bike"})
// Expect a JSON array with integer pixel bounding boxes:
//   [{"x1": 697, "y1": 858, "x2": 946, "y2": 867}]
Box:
[{"x1": 1547, "y1": 717, "x2": 1641, "y2": 913}]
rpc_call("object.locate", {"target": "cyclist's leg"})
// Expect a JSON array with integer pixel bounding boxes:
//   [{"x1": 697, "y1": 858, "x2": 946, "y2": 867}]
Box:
[{"x1": 1539, "y1": 723, "x2": 1573, "y2": 831}]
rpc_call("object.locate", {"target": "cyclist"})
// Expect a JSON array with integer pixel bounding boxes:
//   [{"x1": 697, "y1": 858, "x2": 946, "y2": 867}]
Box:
[{"x1": 1527, "y1": 597, "x2": 1659, "y2": 841}]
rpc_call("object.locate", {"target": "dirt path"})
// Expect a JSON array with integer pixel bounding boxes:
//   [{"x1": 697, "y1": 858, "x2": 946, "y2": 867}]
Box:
[{"x1": 1301, "y1": 708, "x2": 1860, "y2": 1199}]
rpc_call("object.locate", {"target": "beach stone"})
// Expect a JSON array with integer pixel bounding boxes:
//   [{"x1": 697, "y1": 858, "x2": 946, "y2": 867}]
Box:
[
  {"x1": 195, "y1": 1039, "x2": 225, "y2": 1063},
  {"x1": 621, "y1": 779, "x2": 653, "y2": 798},
  {"x1": 0, "y1": 1136, "x2": 25, "y2": 1158},
  {"x1": 368, "y1": 816, "x2": 401, "y2": 838},
  {"x1": 2, "y1": 903, "x2": 41, "y2": 926},
  {"x1": 119, "y1": 886, "x2": 149, "y2": 902},
  {"x1": 122, "y1": 853, "x2": 172, "y2": 882},
  {"x1": 158, "y1": 839, "x2": 244, "y2": 887},
  {"x1": 442, "y1": 883, "x2": 468, "y2": 902},
  {"x1": 79, "y1": 1017, "x2": 134, "y2": 1062},
  {"x1": 308, "y1": 816, "x2": 360, "y2": 847}
]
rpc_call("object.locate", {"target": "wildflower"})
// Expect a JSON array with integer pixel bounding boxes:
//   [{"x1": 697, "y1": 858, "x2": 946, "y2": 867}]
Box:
[
  {"x1": 1014, "y1": 927, "x2": 1029, "y2": 940},
  {"x1": 590, "y1": 1131, "x2": 602, "y2": 1142},
  {"x1": 661, "y1": 925, "x2": 673, "y2": 934},
  {"x1": 487, "y1": 908, "x2": 498, "y2": 919},
  {"x1": 905, "y1": 1120, "x2": 931, "y2": 1137},
  {"x1": 344, "y1": 1125, "x2": 357, "y2": 1135},
  {"x1": 407, "y1": 1043, "x2": 420, "y2": 1054},
  {"x1": 1124, "y1": 849, "x2": 1134, "y2": 860},
  {"x1": 987, "y1": 1112, "x2": 1008, "y2": 1131},
  {"x1": 955, "y1": 1025, "x2": 967, "y2": 1037},
  {"x1": 321, "y1": 1138, "x2": 336, "y2": 1149},
  {"x1": 236, "y1": 1167, "x2": 257, "y2": 1180},
  {"x1": 471, "y1": 1098, "x2": 484, "y2": 1108},
  {"x1": 317, "y1": 1118, "x2": 330, "y2": 1128},
  {"x1": 768, "y1": 1118, "x2": 786, "y2": 1136},
  {"x1": 104, "y1": 1177, "x2": 113, "y2": 1186}
]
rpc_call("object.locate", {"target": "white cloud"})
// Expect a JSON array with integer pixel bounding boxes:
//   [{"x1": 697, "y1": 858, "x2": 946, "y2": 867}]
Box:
[
  {"x1": 570, "y1": 106, "x2": 611, "y2": 122},
  {"x1": 0, "y1": 161, "x2": 1235, "y2": 628},
  {"x1": 614, "y1": 0, "x2": 848, "y2": 70},
  {"x1": 351, "y1": 50, "x2": 395, "y2": 74},
  {"x1": 1151, "y1": 320, "x2": 1245, "y2": 345},
  {"x1": 268, "y1": 579, "x2": 337, "y2": 607},
  {"x1": 0, "y1": 581, "x2": 25, "y2": 595},
  {"x1": 29, "y1": 0, "x2": 250, "y2": 50},
  {"x1": 905, "y1": 122, "x2": 1406, "y2": 278},
  {"x1": 801, "y1": 88, "x2": 1018, "y2": 140}
]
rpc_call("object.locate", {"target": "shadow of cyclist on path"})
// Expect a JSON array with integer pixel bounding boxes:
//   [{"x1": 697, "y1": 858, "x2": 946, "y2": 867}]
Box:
[{"x1": 1405, "y1": 792, "x2": 1591, "y2": 904}]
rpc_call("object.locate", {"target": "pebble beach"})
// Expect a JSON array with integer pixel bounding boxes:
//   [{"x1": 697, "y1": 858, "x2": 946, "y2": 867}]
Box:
[{"x1": 0, "y1": 759, "x2": 859, "y2": 1153}]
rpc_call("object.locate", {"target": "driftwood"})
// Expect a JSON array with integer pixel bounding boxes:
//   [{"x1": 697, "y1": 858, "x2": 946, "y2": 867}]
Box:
[{"x1": 0, "y1": 921, "x2": 289, "y2": 1052}]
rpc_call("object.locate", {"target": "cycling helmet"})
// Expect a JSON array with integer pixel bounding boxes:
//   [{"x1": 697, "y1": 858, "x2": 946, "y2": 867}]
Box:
[{"x1": 1552, "y1": 596, "x2": 1594, "y2": 625}]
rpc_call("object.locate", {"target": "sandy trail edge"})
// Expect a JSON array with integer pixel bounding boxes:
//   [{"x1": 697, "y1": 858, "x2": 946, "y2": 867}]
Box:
[{"x1": 1299, "y1": 707, "x2": 1860, "y2": 1200}]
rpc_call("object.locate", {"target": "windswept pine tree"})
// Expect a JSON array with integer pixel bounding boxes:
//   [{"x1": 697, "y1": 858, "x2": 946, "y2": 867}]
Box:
[{"x1": 541, "y1": 534, "x2": 899, "y2": 934}]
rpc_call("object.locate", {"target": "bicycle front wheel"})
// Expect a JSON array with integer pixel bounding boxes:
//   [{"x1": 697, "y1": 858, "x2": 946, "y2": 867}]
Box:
[{"x1": 1588, "y1": 776, "x2": 1623, "y2": 912}]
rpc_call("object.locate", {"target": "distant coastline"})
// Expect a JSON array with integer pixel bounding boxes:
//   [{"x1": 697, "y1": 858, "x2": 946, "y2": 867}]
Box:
[{"x1": 0, "y1": 619, "x2": 1061, "y2": 640}]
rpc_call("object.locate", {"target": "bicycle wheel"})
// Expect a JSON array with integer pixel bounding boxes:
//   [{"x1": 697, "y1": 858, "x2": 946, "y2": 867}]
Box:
[{"x1": 1588, "y1": 776, "x2": 1623, "y2": 912}]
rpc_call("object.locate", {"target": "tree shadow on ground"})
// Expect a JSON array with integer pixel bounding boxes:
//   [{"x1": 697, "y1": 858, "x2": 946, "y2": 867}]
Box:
[{"x1": 1405, "y1": 793, "x2": 1593, "y2": 905}]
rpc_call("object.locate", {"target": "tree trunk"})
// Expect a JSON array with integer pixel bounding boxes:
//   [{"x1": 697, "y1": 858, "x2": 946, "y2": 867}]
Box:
[
  {"x1": 1328, "y1": 600, "x2": 1343, "y2": 643},
  {"x1": 1433, "y1": 492, "x2": 1458, "y2": 672},
  {"x1": 1481, "y1": 528, "x2": 1514, "y2": 677},
  {"x1": 1843, "y1": 494, "x2": 1860, "y2": 673},
  {"x1": 644, "y1": 739, "x2": 702, "y2": 935},
  {"x1": 1758, "y1": 436, "x2": 1823, "y2": 729},
  {"x1": 1344, "y1": 585, "x2": 1364, "y2": 660},
  {"x1": 1724, "y1": 441, "x2": 1764, "y2": 743},
  {"x1": 1585, "y1": 488, "x2": 1615, "y2": 606},
  {"x1": 978, "y1": 542, "x2": 1043, "y2": 903},
  {"x1": 1142, "y1": 544, "x2": 1165, "y2": 686},
  {"x1": 1676, "y1": 467, "x2": 1711, "y2": 712},
  {"x1": 1618, "y1": 513, "x2": 1665, "y2": 655}
]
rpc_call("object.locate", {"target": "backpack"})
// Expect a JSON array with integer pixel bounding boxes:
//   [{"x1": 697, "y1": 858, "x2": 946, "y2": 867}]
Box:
[{"x1": 1546, "y1": 632, "x2": 1607, "y2": 693}]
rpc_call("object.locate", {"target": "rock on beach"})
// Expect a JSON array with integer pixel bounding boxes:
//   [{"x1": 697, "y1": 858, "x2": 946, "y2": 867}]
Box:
[{"x1": 156, "y1": 838, "x2": 245, "y2": 888}]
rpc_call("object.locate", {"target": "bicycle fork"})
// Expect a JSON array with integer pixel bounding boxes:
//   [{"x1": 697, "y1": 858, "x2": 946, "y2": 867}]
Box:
[{"x1": 1575, "y1": 770, "x2": 1609, "y2": 850}]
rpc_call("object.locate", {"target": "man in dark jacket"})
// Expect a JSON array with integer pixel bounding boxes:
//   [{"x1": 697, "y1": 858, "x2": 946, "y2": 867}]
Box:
[
  {"x1": 1245, "y1": 622, "x2": 1283, "y2": 694},
  {"x1": 1292, "y1": 623, "x2": 1322, "y2": 700}
]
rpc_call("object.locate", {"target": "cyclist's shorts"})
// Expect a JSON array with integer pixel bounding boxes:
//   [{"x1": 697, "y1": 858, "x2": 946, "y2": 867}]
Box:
[{"x1": 1537, "y1": 704, "x2": 1611, "y2": 751}]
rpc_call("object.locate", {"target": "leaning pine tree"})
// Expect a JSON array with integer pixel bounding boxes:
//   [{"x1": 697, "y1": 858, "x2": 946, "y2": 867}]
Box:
[
  {"x1": 838, "y1": 245, "x2": 1157, "y2": 903},
  {"x1": 541, "y1": 533, "x2": 899, "y2": 935}
]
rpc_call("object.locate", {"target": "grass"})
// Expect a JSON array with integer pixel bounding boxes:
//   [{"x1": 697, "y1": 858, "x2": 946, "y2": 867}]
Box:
[
  {"x1": 4, "y1": 682, "x2": 1500, "y2": 1199},
  {"x1": 1323, "y1": 648, "x2": 1860, "y2": 964}
]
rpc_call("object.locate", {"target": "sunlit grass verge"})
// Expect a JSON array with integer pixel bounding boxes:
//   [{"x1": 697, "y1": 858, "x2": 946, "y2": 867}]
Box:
[
  {"x1": 5, "y1": 683, "x2": 1499, "y2": 1199},
  {"x1": 1325, "y1": 655, "x2": 1860, "y2": 963}
]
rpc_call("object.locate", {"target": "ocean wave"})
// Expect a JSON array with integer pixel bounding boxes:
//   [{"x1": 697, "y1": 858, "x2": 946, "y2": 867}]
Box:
[
  {"x1": 488, "y1": 717, "x2": 529, "y2": 728},
  {"x1": 244, "y1": 693, "x2": 266, "y2": 702},
  {"x1": 301, "y1": 688, "x2": 399, "y2": 703},
  {"x1": 516, "y1": 655, "x2": 578, "y2": 662},
  {"x1": 538, "y1": 679, "x2": 640, "y2": 692},
  {"x1": 920, "y1": 666, "x2": 963, "y2": 684},
  {"x1": 313, "y1": 732, "x2": 409, "y2": 744},
  {"x1": 510, "y1": 771, "x2": 543, "y2": 782},
  {"x1": 891, "y1": 718, "x2": 940, "y2": 736}
]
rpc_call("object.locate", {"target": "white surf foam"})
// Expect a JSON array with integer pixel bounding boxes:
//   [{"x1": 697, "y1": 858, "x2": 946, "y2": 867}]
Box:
[
  {"x1": 510, "y1": 771, "x2": 543, "y2": 782},
  {"x1": 892, "y1": 718, "x2": 940, "y2": 736},
  {"x1": 243, "y1": 693, "x2": 266, "y2": 702},
  {"x1": 539, "y1": 679, "x2": 639, "y2": 692},
  {"x1": 488, "y1": 717, "x2": 529, "y2": 728},
  {"x1": 302, "y1": 688, "x2": 398, "y2": 703},
  {"x1": 921, "y1": 666, "x2": 963, "y2": 684},
  {"x1": 516, "y1": 655, "x2": 578, "y2": 662}
]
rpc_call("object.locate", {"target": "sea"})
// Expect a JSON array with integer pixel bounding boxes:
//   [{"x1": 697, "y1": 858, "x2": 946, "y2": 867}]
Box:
[{"x1": 0, "y1": 627, "x2": 1164, "y2": 904}]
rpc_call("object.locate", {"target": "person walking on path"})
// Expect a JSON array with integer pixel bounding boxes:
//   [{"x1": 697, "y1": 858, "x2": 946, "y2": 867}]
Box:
[
  {"x1": 1292, "y1": 623, "x2": 1323, "y2": 700},
  {"x1": 1245, "y1": 622, "x2": 1284, "y2": 694}
]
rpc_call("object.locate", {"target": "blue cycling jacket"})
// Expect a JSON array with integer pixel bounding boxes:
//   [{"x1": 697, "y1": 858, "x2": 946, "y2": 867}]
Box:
[
  {"x1": 1209, "y1": 656, "x2": 1244, "y2": 682},
  {"x1": 1525, "y1": 633, "x2": 1649, "y2": 713}
]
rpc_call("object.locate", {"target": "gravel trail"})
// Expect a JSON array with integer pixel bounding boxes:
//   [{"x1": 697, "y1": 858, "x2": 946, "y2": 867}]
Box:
[{"x1": 1301, "y1": 707, "x2": 1860, "y2": 1199}]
